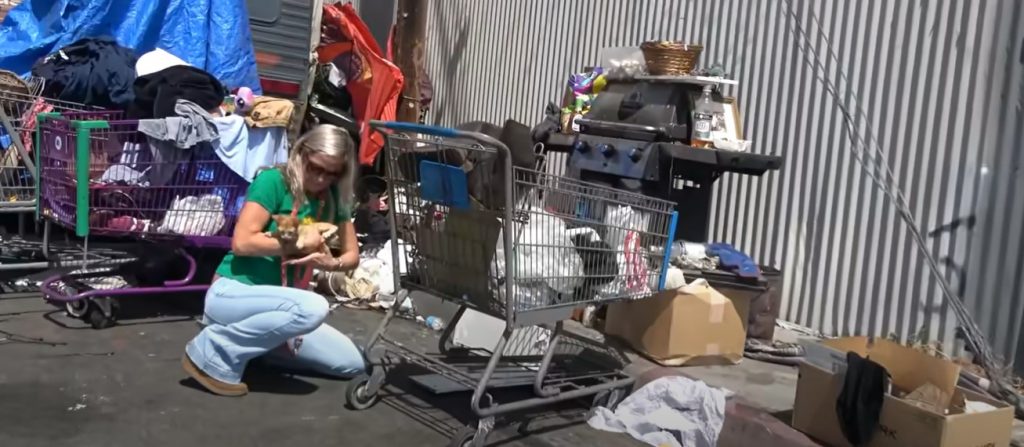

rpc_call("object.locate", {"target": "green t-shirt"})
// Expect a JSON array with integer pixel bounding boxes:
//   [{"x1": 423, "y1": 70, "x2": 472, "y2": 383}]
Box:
[{"x1": 215, "y1": 168, "x2": 351, "y2": 286}]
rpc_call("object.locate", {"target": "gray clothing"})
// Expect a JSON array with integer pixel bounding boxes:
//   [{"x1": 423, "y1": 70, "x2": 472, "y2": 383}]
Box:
[{"x1": 138, "y1": 99, "x2": 220, "y2": 186}]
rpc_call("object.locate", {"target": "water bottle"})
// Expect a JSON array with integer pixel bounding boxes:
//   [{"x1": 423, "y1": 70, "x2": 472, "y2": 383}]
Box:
[{"x1": 417, "y1": 315, "x2": 444, "y2": 331}]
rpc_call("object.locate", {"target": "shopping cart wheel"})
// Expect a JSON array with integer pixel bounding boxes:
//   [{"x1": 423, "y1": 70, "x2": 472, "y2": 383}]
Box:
[
  {"x1": 449, "y1": 421, "x2": 491, "y2": 447},
  {"x1": 591, "y1": 386, "x2": 628, "y2": 411},
  {"x1": 345, "y1": 373, "x2": 380, "y2": 410},
  {"x1": 85, "y1": 297, "x2": 119, "y2": 330},
  {"x1": 65, "y1": 300, "x2": 90, "y2": 318}
]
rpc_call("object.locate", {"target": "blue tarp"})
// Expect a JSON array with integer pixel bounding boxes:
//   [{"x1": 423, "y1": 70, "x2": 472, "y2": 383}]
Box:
[{"x1": 0, "y1": 0, "x2": 262, "y2": 94}]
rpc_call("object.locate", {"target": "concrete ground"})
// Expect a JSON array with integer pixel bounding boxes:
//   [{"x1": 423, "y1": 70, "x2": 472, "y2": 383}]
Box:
[
  {"x1": 0, "y1": 291, "x2": 649, "y2": 447},
  {"x1": 0, "y1": 232, "x2": 825, "y2": 446},
  {"x1": 0, "y1": 283, "x2": 832, "y2": 447}
]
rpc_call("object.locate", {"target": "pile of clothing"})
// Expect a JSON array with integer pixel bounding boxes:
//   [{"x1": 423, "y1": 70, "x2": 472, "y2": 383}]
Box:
[
  {"x1": 31, "y1": 37, "x2": 138, "y2": 109},
  {"x1": 25, "y1": 41, "x2": 296, "y2": 238}
]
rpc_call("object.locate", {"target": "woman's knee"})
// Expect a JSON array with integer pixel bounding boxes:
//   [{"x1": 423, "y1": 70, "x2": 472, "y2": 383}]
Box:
[
  {"x1": 290, "y1": 292, "x2": 330, "y2": 331},
  {"x1": 321, "y1": 355, "x2": 365, "y2": 378},
  {"x1": 298, "y1": 324, "x2": 365, "y2": 377}
]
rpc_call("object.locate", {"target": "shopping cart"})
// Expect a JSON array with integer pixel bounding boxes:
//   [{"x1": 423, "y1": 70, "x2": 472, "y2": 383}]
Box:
[
  {"x1": 0, "y1": 74, "x2": 109, "y2": 274},
  {"x1": 0, "y1": 74, "x2": 97, "y2": 212},
  {"x1": 33, "y1": 112, "x2": 249, "y2": 328},
  {"x1": 346, "y1": 121, "x2": 678, "y2": 447}
]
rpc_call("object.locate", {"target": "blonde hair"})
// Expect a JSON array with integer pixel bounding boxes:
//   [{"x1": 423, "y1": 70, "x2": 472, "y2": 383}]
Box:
[{"x1": 277, "y1": 124, "x2": 358, "y2": 214}]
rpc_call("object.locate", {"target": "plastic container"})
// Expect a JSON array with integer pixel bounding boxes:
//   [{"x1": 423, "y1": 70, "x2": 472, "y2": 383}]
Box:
[
  {"x1": 416, "y1": 315, "x2": 445, "y2": 331},
  {"x1": 598, "y1": 46, "x2": 647, "y2": 80}
]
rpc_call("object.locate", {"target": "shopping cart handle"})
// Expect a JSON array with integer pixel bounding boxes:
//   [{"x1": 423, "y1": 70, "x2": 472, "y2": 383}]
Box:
[
  {"x1": 369, "y1": 120, "x2": 511, "y2": 162},
  {"x1": 369, "y1": 120, "x2": 460, "y2": 138}
]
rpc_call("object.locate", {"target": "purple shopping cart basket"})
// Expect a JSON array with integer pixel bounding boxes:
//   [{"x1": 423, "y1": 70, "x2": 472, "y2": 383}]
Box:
[{"x1": 36, "y1": 112, "x2": 249, "y2": 248}]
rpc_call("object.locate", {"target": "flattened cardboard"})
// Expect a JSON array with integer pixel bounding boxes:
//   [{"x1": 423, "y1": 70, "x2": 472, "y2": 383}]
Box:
[
  {"x1": 793, "y1": 337, "x2": 1013, "y2": 447},
  {"x1": 605, "y1": 280, "x2": 749, "y2": 366}
]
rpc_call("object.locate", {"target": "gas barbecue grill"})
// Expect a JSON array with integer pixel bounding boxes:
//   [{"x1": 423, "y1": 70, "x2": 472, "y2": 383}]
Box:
[{"x1": 551, "y1": 76, "x2": 783, "y2": 242}]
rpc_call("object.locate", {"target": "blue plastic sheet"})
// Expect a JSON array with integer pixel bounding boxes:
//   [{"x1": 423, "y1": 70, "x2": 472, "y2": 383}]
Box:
[{"x1": 0, "y1": 0, "x2": 262, "y2": 94}]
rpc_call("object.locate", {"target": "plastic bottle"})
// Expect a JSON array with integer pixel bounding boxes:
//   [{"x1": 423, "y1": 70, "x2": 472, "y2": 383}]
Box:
[
  {"x1": 416, "y1": 315, "x2": 445, "y2": 331},
  {"x1": 691, "y1": 84, "x2": 715, "y2": 148}
]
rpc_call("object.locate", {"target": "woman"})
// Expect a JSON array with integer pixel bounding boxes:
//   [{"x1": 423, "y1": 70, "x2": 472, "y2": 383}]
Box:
[{"x1": 183, "y1": 124, "x2": 364, "y2": 397}]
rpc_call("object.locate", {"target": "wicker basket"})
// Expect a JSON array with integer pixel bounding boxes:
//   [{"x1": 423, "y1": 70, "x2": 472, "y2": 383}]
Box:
[
  {"x1": 640, "y1": 41, "x2": 704, "y2": 76},
  {"x1": 0, "y1": 70, "x2": 29, "y2": 95}
]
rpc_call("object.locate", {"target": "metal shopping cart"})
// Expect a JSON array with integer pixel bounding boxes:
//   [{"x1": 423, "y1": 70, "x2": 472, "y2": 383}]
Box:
[
  {"x1": 0, "y1": 74, "x2": 108, "y2": 274},
  {"x1": 33, "y1": 112, "x2": 250, "y2": 328},
  {"x1": 346, "y1": 121, "x2": 679, "y2": 447},
  {"x1": 0, "y1": 74, "x2": 101, "y2": 212}
]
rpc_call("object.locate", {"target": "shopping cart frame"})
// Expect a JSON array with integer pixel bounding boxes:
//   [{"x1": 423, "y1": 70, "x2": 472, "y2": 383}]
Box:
[
  {"x1": 346, "y1": 121, "x2": 678, "y2": 447},
  {"x1": 0, "y1": 77, "x2": 96, "y2": 213},
  {"x1": 0, "y1": 78, "x2": 107, "y2": 274},
  {"x1": 32, "y1": 112, "x2": 248, "y2": 328}
]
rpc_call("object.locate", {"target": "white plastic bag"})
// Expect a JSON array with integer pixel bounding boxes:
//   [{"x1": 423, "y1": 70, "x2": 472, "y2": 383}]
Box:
[
  {"x1": 588, "y1": 375, "x2": 728, "y2": 447},
  {"x1": 491, "y1": 207, "x2": 584, "y2": 311},
  {"x1": 599, "y1": 205, "x2": 652, "y2": 298},
  {"x1": 158, "y1": 194, "x2": 226, "y2": 236},
  {"x1": 377, "y1": 238, "x2": 410, "y2": 276}
]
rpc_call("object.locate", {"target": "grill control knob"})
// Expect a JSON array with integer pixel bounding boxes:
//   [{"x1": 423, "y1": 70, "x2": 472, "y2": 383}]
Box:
[
  {"x1": 573, "y1": 140, "x2": 590, "y2": 153},
  {"x1": 599, "y1": 143, "x2": 616, "y2": 158},
  {"x1": 628, "y1": 147, "x2": 644, "y2": 162}
]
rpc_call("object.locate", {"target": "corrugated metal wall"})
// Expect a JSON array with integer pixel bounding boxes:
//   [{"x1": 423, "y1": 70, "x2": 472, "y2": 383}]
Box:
[
  {"x1": 415, "y1": 0, "x2": 1024, "y2": 368},
  {"x1": 968, "y1": 1, "x2": 1024, "y2": 368}
]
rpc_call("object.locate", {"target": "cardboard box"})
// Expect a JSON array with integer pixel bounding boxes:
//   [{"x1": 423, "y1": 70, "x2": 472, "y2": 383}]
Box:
[
  {"x1": 792, "y1": 337, "x2": 1014, "y2": 447},
  {"x1": 604, "y1": 279, "x2": 750, "y2": 366}
]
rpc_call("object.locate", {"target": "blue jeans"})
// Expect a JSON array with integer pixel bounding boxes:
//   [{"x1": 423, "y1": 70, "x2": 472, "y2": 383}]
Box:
[{"x1": 185, "y1": 277, "x2": 365, "y2": 384}]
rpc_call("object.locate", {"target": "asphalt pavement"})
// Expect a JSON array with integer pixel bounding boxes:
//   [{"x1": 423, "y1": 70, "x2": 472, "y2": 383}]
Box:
[{"x1": 0, "y1": 292, "x2": 638, "y2": 447}]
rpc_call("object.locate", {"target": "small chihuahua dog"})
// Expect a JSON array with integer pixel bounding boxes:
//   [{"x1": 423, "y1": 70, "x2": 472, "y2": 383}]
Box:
[{"x1": 266, "y1": 215, "x2": 340, "y2": 257}]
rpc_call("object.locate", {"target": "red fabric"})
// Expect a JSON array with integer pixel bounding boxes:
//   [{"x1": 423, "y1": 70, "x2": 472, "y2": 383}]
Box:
[{"x1": 318, "y1": 3, "x2": 403, "y2": 166}]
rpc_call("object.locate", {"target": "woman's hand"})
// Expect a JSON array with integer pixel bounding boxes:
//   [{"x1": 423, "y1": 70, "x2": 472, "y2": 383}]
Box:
[{"x1": 283, "y1": 252, "x2": 340, "y2": 270}]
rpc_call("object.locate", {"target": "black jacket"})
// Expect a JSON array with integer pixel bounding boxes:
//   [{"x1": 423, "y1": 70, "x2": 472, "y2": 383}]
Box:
[
  {"x1": 32, "y1": 36, "x2": 137, "y2": 109},
  {"x1": 128, "y1": 65, "x2": 227, "y2": 119}
]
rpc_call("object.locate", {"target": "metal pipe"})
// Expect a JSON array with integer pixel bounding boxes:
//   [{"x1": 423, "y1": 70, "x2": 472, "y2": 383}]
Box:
[
  {"x1": 162, "y1": 252, "x2": 197, "y2": 287},
  {"x1": 365, "y1": 289, "x2": 409, "y2": 354},
  {"x1": 438, "y1": 305, "x2": 467, "y2": 354},
  {"x1": 0, "y1": 261, "x2": 52, "y2": 271},
  {"x1": 0, "y1": 206, "x2": 35, "y2": 214},
  {"x1": 576, "y1": 118, "x2": 662, "y2": 135},
  {"x1": 476, "y1": 376, "x2": 634, "y2": 418},
  {"x1": 532, "y1": 322, "x2": 563, "y2": 397},
  {"x1": 469, "y1": 326, "x2": 511, "y2": 416},
  {"x1": 40, "y1": 276, "x2": 210, "y2": 303}
]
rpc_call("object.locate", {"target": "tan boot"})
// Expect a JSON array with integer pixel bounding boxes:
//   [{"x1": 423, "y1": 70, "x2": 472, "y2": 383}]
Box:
[{"x1": 181, "y1": 354, "x2": 249, "y2": 397}]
